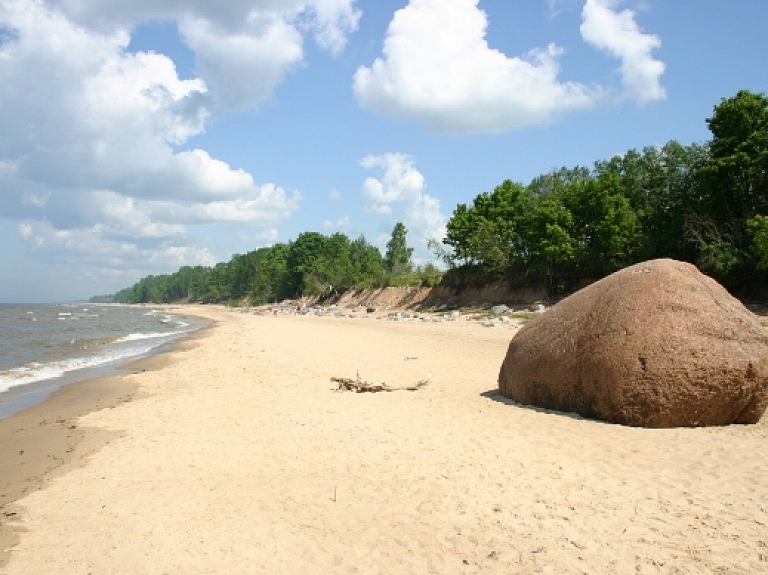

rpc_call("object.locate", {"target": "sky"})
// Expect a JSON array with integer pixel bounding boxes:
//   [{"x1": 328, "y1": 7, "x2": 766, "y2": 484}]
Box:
[{"x1": 0, "y1": 1, "x2": 766, "y2": 302}]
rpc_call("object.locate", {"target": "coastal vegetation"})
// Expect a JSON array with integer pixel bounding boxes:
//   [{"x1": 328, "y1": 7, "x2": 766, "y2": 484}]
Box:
[
  {"x1": 99, "y1": 90, "x2": 768, "y2": 305},
  {"x1": 109, "y1": 224, "x2": 441, "y2": 305}
]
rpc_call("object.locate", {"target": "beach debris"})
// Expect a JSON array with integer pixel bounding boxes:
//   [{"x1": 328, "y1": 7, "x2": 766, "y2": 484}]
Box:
[{"x1": 332, "y1": 373, "x2": 431, "y2": 393}]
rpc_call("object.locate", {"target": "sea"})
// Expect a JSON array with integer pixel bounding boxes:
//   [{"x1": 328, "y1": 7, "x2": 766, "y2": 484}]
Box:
[{"x1": 0, "y1": 304, "x2": 208, "y2": 420}]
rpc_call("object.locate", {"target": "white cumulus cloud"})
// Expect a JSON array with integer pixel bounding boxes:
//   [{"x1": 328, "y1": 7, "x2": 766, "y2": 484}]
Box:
[
  {"x1": 359, "y1": 153, "x2": 445, "y2": 262},
  {"x1": 354, "y1": 0, "x2": 664, "y2": 134},
  {"x1": 360, "y1": 154, "x2": 426, "y2": 215},
  {"x1": 57, "y1": 0, "x2": 361, "y2": 112},
  {"x1": 580, "y1": 0, "x2": 666, "y2": 103},
  {"x1": 178, "y1": 13, "x2": 304, "y2": 111},
  {"x1": 0, "y1": 0, "x2": 319, "y2": 288}
]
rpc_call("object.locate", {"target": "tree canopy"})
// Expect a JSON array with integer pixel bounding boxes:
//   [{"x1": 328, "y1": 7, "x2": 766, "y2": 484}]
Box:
[
  {"x1": 438, "y1": 90, "x2": 768, "y2": 295},
  {"x1": 106, "y1": 226, "x2": 436, "y2": 305},
  {"x1": 384, "y1": 222, "x2": 414, "y2": 275},
  {"x1": 98, "y1": 90, "x2": 768, "y2": 305}
]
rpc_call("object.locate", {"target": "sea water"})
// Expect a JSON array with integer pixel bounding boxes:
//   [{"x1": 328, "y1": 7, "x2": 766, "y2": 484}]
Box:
[{"x1": 0, "y1": 304, "x2": 208, "y2": 419}]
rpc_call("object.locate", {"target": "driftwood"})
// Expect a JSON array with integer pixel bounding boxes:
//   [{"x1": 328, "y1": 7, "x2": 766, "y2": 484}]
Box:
[{"x1": 332, "y1": 373, "x2": 431, "y2": 393}]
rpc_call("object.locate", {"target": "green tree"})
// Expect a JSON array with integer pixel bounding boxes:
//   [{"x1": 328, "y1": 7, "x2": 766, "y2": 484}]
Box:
[
  {"x1": 595, "y1": 142, "x2": 707, "y2": 262},
  {"x1": 348, "y1": 235, "x2": 385, "y2": 287},
  {"x1": 560, "y1": 172, "x2": 640, "y2": 276},
  {"x1": 706, "y1": 90, "x2": 768, "y2": 219},
  {"x1": 522, "y1": 199, "x2": 577, "y2": 290},
  {"x1": 384, "y1": 222, "x2": 414, "y2": 275},
  {"x1": 526, "y1": 166, "x2": 591, "y2": 201},
  {"x1": 747, "y1": 215, "x2": 768, "y2": 270},
  {"x1": 302, "y1": 233, "x2": 353, "y2": 295},
  {"x1": 691, "y1": 90, "x2": 768, "y2": 279},
  {"x1": 285, "y1": 232, "x2": 327, "y2": 297},
  {"x1": 251, "y1": 244, "x2": 290, "y2": 303},
  {"x1": 443, "y1": 180, "x2": 530, "y2": 273},
  {"x1": 417, "y1": 262, "x2": 443, "y2": 287},
  {"x1": 203, "y1": 263, "x2": 230, "y2": 302}
]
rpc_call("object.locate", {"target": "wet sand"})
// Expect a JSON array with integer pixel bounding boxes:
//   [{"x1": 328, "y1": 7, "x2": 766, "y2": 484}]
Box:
[
  {"x1": 0, "y1": 327, "x2": 210, "y2": 568},
  {"x1": 0, "y1": 368, "x2": 137, "y2": 566},
  {"x1": 1, "y1": 305, "x2": 767, "y2": 574}
]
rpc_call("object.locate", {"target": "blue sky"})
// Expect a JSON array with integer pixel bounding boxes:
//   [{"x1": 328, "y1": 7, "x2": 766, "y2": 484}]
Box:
[{"x1": 0, "y1": 0, "x2": 766, "y2": 302}]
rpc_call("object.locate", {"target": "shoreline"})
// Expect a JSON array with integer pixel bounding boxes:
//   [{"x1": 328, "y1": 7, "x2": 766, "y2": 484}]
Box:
[
  {"x1": 0, "y1": 304, "x2": 211, "y2": 420},
  {"x1": 1, "y1": 305, "x2": 766, "y2": 573},
  {"x1": 0, "y1": 315, "x2": 216, "y2": 568}
]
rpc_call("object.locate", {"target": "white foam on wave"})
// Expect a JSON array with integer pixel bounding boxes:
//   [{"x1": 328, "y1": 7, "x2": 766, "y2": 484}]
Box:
[
  {"x1": 0, "y1": 362, "x2": 64, "y2": 390},
  {"x1": 0, "y1": 310, "x2": 202, "y2": 397},
  {"x1": 116, "y1": 329, "x2": 185, "y2": 343},
  {"x1": 0, "y1": 343, "x2": 156, "y2": 394}
]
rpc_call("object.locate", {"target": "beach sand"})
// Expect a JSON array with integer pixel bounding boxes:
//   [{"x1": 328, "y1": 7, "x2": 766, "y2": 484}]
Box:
[{"x1": 1, "y1": 305, "x2": 767, "y2": 574}]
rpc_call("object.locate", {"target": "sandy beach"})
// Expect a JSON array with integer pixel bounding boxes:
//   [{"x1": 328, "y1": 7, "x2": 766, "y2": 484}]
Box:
[{"x1": 1, "y1": 304, "x2": 767, "y2": 574}]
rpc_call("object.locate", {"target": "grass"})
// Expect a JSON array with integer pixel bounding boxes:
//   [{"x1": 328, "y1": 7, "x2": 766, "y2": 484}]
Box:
[
  {"x1": 507, "y1": 311, "x2": 538, "y2": 321},
  {"x1": 476, "y1": 309, "x2": 538, "y2": 323}
]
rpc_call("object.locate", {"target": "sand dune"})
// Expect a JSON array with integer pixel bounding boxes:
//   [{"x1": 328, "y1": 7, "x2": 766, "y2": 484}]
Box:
[{"x1": 3, "y1": 305, "x2": 767, "y2": 574}]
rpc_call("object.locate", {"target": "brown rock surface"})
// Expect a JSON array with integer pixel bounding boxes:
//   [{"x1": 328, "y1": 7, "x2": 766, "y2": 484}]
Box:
[{"x1": 498, "y1": 259, "x2": 768, "y2": 427}]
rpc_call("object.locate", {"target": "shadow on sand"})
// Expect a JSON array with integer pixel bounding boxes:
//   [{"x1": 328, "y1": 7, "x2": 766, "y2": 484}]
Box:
[{"x1": 479, "y1": 389, "x2": 594, "y2": 424}]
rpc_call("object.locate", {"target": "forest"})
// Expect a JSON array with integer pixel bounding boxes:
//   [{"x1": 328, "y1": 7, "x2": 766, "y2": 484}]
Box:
[
  {"x1": 103, "y1": 222, "x2": 441, "y2": 305},
  {"x1": 97, "y1": 90, "x2": 768, "y2": 305}
]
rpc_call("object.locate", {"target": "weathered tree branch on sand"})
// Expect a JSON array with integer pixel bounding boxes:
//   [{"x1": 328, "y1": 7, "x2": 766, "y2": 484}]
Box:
[{"x1": 332, "y1": 374, "x2": 431, "y2": 393}]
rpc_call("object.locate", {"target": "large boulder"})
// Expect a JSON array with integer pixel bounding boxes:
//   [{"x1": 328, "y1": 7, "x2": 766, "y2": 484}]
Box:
[{"x1": 498, "y1": 259, "x2": 768, "y2": 427}]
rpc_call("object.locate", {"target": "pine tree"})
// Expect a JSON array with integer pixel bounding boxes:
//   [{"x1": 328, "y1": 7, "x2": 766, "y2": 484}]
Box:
[{"x1": 384, "y1": 222, "x2": 413, "y2": 274}]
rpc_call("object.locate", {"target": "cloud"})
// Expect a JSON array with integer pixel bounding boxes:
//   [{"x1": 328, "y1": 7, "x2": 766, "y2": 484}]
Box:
[
  {"x1": 354, "y1": 0, "x2": 664, "y2": 134},
  {"x1": 321, "y1": 215, "x2": 350, "y2": 231},
  {"x1": 580, "y1": 0, "x2": 666, "y2": 103},
  {"x1": 544, "y1": 0, "x2": 580, "y2": 19},
  {"x1": 353, "y1": 0, "x2": 601, "y2": 134},
  {"x1": 16, "y1": 219, "x2": 218, "y2": 272},
  {"x1": 178, "y1": 13, "x2": 304, "y2": 111},
  {"x1": 359, "y1": 153, "x2": 445, "y2": 261},
  {"x1": 14, "y1": 181, "x2": 300, "y2": 279},
  {"x1": 0, "y1": 0, "x2": 310, "y2": 287},
  {"x1": 300, "y1": 0, "x2": 362, "y2": 56},
  {"x1": 57, "y1": 0, "x2": 361, "y2": 111},
  {"x1": 251, "y1": 228, "x2": 280, "y2": 246},
  {"x1": 58, "y1": 0, "x2": 360, "y2": 54},
  {"x1": 360, "y1": 154, "x2": 426, "y2": 215}
]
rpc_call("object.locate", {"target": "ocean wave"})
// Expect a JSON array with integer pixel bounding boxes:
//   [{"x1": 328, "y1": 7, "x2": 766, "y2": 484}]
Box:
[
  {"x1": 0, "y1": 307, "x2": 206, "y2": 400},
  {"x1": 116, "y1": 330, "x2": 186, "y2": 343},
  {"x1": 0, "y1": 344, "x2": 155, "y2": 394}
]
